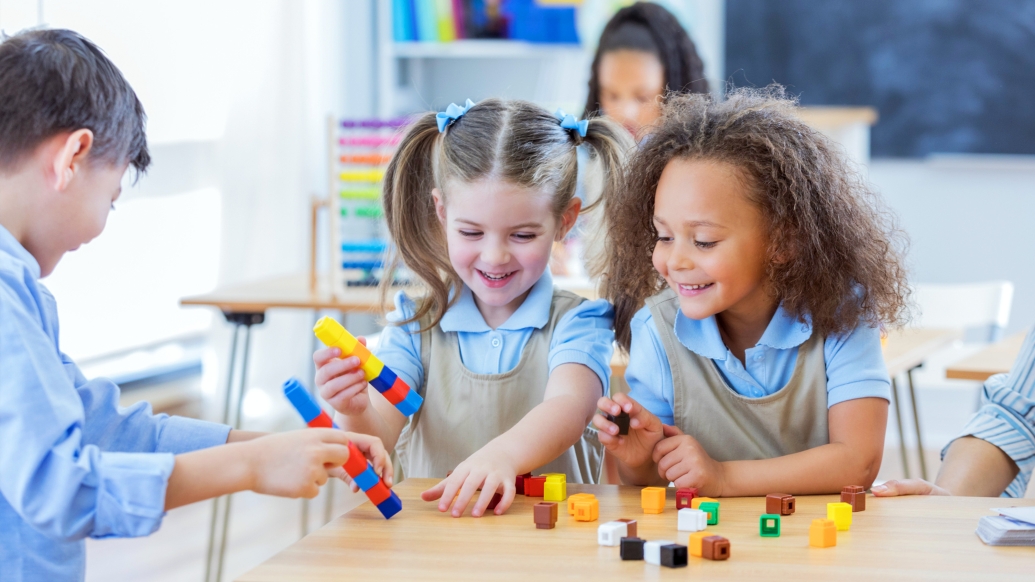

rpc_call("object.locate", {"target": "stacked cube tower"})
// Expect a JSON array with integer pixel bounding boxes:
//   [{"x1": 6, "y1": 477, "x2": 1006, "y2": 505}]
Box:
[
  {"x1": 282, "y1": 378, "x2": 402, "y2": 519},
  {"x1": 313, "y1": 316, "x2": 423, "y2": 416}
]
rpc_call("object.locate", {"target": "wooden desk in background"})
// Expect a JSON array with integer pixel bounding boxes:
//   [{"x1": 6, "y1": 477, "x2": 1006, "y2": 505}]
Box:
[
  {"x1": 238, "y1": 478, "x2": 1033, "y2": 581},
  {"x1": 945, "y1": 332, "x2": 1027, "y2": 381}
]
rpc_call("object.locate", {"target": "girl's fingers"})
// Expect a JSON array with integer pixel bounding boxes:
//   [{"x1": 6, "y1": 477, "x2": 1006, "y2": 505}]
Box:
[
  {"x1": 592, "y1": 412, "x2": 619, "y2": 435},
  {"x1": 451, "y1": 475, "x2": 483, "y2": 517},
  {"x1": 495, "y1": 480, "x2": 516, "y2": 515},
  {"x1": 313, "y1": 346, "x2": 341, "y2": 366},
  {"x1": 471, "y1": 477, "x2": 501, "y2": 517},
  {"x1": 420, "y1": 480, "x2": 447, "y2": 502},
  {"x1": 596, "y1": 396, "x2": 621, "y2": 416}
]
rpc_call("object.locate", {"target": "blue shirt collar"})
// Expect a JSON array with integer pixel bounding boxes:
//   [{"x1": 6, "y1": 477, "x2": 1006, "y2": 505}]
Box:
[
  {"x1": 0, "y1": 223, "x2": 40, "y2": 279},
  {"x1": 439, "y1": 270, "x2": 554, "y2": 333},
  {"x1": 673, "y1": 303, "x2": 812, "y2": 359}
]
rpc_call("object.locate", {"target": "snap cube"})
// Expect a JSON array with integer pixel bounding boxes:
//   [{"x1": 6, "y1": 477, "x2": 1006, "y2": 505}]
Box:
[
  {"x1": 644, "y1": 540, "x2": 674, "y2": 566},
  {"x1": 677, "y1": 508, "x2": 707, "y2": 532},
  {"x1": 641, "y1": 487, "x2": 666, "y2": 514},
  {"x1": 597, "y1": 521, "x2": 627, "y2": 546},
  {"x1": 620, "y1": 537, "x2": 644, "y2": 560},
  {"x1": 766, "y1": 493, "x2": 795, "y2": 515},
  {"x1": 809, "y1": 518, "x2": 837, "y2": 548},
  {"x1": 827, "y1": 502, "x2": 852, "y2": 531},
  {"x1": 699, "y1": 501, "x2": 720, "y2": 525},
  {"x1": 760, "y1": 513, "x2": 781, "y2": 537},
  {"x1": 533, "y1": 502, "x2": 557, "y2": 529},
  {"x1": 701, "y1": 535, "x2": 730, "y2": 560},
  {"x1": 675, "y1": 487, "x2": 699, "y2": 509}
]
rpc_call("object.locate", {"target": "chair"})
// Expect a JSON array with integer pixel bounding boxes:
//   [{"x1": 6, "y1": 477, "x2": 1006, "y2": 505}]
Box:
[{"x1": 895, "y1": 281, "x2": 1014, "y2": 480}]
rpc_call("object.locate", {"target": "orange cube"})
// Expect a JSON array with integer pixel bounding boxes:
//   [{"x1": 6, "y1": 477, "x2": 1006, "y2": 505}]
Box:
[
  {"x1": 641, "y1": 487, "x2": 667, "y2": 514},
  {"x1": 567, "y1": 493, "x2": 595, "y2": 515},
  {"x1": 573, "y1": 498, "x2": 599, "y2": 522},
  {"x1": 809, "y1": 518, "x2": 837, "y2": 548},
  {"x1": 688, "y1": 531, "x2": 710, "y2": 557}
]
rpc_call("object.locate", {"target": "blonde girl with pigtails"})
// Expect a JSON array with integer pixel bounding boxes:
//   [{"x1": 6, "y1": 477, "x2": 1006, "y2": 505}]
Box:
[{"x1": 313, "y1": 98, "x2": 634, "y2": 517}]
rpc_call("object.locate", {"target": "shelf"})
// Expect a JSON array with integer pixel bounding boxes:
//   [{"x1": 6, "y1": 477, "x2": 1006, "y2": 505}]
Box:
[{"x1": 391, "y1": 40, "x2": 583, "y2": 59}]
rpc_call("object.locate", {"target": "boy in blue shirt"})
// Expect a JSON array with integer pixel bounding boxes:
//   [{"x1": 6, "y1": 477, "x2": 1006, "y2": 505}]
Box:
[{"x1": 0, "y1": 29, "x2": 392, "y2": 581}]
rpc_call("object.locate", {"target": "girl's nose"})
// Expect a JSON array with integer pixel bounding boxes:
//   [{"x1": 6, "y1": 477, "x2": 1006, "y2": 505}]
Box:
[
  {"x1": 668, "y1": 243, "x2": 695, "y2": 272},
  {"x1": 482, "y1": 244, "x2": 510, "y2": 266}
]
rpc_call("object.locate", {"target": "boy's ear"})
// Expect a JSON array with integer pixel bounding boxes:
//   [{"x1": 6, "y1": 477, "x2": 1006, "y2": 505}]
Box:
[
  {"x1": 555, "y1": 197, "x2": 582, "y2": 241},
  {"x1": 51, "y1": 129, "x2": 94, "y2": 191},
  {"x1": 431, "y1": 187, "x2": 447, "y2": 225}
]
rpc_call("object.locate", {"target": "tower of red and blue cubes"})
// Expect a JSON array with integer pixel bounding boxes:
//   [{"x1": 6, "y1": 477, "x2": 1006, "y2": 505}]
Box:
[
  {"x1": 312, "y1": 316, "x2": 423, "y2": 416},
  {"x1": 282, "y1": 378, "x2": 402, "y2": 519}
]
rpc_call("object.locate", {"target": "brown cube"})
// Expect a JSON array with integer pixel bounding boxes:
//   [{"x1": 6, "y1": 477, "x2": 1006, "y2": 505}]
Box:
[
  {"x1": 701, "y1": 535, "x2": 730, "y2": 560},
  {"x1": 616, "y1": 518, "x2": 637, "y2": 538},
  {"x1": 841, "y1": 487, "x2": 866, "y2": 512},
  {"x1": 766, "y1": 493, "x2": 795, "y2": 515},
  {"x1": 534, "y1": 502, "x2": 557, "y2": 529},
  {"x1": 487, "y1": 492, "x2": 503, "y2": 511}
]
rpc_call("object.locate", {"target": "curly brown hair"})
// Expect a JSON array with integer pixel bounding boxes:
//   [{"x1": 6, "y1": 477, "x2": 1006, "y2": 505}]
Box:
[{"x1": 605, "y1": 86, "x2": 910, "y2": 350}]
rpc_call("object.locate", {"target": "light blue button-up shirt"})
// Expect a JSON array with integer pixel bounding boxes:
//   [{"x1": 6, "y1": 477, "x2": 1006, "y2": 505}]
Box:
[
  {"x1": 0, "y1": 225, "x2": 231, "y2": 582},
  {"x1": 948, "y1": 326, "x2": 1035, "y2": 498},
  {"x1": 626, "y1": 303, "x2": 892, "y2": 425},
  {"x1": 376, "y1": 270, "x2": 615, "y2": 395}
]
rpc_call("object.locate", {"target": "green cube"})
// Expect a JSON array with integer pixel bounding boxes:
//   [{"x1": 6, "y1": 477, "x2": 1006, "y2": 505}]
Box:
[
  {"x1": 700, "y1": 501, "x2": 720, "y2": 525},
  {"x1": 760, "y1": 513, "x2": 781, "y2": 537}
]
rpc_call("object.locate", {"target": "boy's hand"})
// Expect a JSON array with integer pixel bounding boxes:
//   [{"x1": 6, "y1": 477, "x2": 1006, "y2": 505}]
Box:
[
  {"x1": 314, "y1": 339, "x2": 370, "y2": 416},
  {"x1": 591, "y1": 393, "x2": 664, "y2": 469},
  {"x1": 245, "y1": 429, "x2": 352, "y2": 498},
  {"x1": 337, "y1": 431, "x2": 395, "y2": 493},
  {"x1": 653, "y1": 425, "x2": 727, "y2": 497},
  {"x1": 871, "y1": 479, "x2": 950, "y2": 497},
  {"x1": 420, "y1": 448, "x2": 517, "y2": 518}
]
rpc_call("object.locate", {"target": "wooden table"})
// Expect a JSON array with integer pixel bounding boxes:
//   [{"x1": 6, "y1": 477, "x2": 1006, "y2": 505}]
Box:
[
  {"x1": 238, "y1": 478, "x2": 1034, "y2": 581},
  {"x1": 945, "y1": 331, "x2": 1027, "y2": 381}
]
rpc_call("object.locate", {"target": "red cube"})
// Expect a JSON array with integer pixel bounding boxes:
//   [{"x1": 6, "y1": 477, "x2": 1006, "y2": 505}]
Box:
[
  {"x1": 675, "y1": 488, "x2": 699, "y2": 510},
  {"x1": 515, "y1": 472, "x2": 532, "y2": 496},
  {"x1": 525, "y1": 476, "x2": 546, "y2": 497}
]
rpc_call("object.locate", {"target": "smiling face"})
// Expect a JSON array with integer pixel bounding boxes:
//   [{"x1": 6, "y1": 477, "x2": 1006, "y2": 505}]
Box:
[
  {"x1": 434, "y1": 179, "x2": 577, "y2": 328},
  {"x1": 597, "y1": 49, "x2": 665, "y2": 138},
  {"x1": 651, "y1": 158, "x2": 776, "y2": 329}
]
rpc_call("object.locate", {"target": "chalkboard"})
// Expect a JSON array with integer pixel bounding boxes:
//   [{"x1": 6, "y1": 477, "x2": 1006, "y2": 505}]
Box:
[{"x1": 725, "y1": 0, "x2": 1035, "y2": 158}]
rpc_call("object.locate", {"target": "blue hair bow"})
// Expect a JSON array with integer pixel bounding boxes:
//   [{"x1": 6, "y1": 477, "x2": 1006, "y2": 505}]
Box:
[
  {"x1": 554, "y1": 109, "x2": 588, "y2": 138},
  {"x1": 436, "y1": 99, "x2": 476, "y2": 133}
]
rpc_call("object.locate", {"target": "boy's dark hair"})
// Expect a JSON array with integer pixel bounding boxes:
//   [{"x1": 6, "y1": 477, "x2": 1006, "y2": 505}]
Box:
[
  {"x1": 583, "y1": 2, "x2": 709, "y2": 119},
  {"x1": 604, "y1": 86, "x2": 910, "y2": 350},
  {"x1": 0, "y1": 28, "x2": 149, "y2": 172}
]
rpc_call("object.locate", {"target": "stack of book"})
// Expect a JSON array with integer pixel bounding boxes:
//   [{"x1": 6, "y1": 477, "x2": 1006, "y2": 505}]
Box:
[
  {"x1": 976, "y1": 507, "x2": 1035, "y2": 546},
  {"x1": 392, "y1": 0, "x2": 579, "y2": 44}
]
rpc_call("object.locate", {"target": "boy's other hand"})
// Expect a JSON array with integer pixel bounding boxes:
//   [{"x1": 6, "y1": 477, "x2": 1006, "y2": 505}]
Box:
[
  {"x1": 338, "y1": 431, "x2": 394, "y2": 492},
  {"x1": 591, "y1": 393, "x2": 664, "y2": 469},
  {"x1": 871, "y1": 479, "x2": 950, "y2": 497},
  {"x1": 653, "y1": 424, "x2": 726, "y2": 497},
  {"x1": 246, "y1": 429, "x2": 352, "y2": 498},
  {"x1": 314, "y1": 339, "x2": 371, "y2": 416}
]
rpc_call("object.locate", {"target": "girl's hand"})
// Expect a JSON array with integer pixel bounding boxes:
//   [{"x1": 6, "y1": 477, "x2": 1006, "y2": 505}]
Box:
[
  {"x1": 591, "y1": 393, "x2": 664, "y2": 469},
  {"x1": 334, "y1": 432, "x2": 395, "y2": 493},
  {"x1": 244, "y1": 429, "x2": 352, "y2": 498},
  {"x1": 420, "y1": 448, "x2": 517, "y2": 518},
  {"x1": 314, "y1": 340, "x2": 370, "y2": 416},
  {"x1": 653, "y1": 424, "x2": 727, "y2": 497},
  {"x1": 871, "y1": 479, "x2": 950, "y2": 497}
]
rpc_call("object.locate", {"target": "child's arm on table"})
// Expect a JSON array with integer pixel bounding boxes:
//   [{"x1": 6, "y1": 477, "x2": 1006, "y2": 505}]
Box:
[
  {"x1": 654, "y1": 397, "x2": 888, "y2": 496},
  {"x1": 592, "y1": 393, "x2": 668, "y2": 486},
  {"x1": 165, "y1": 430, "x2": 391, "y2": 510},
  {"x1": 420, "y1": 363, "x2": 601, "y2": 517},
  {"x1": 872, "y1": 436, "x2": 1018, "y2": 497}
]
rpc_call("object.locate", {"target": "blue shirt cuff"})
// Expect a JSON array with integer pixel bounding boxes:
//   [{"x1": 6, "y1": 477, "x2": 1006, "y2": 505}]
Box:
[
  {"x1": 826, "y1": 379, "x2": 891, "y2": 408},
  {"x1": 155, "y1": 416, "x2": 231, "y2": 455},
  {"x1": 549, "y1": 348, "x2": 610, "y2": 395},
  {"x1": 91, "y1": 452, "x2": 174, "y2": 539}
]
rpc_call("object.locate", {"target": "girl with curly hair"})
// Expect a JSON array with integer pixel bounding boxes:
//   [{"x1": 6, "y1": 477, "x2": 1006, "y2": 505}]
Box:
[{"x1": 593, "y1": 87, "x2": 910, "y2": 495}]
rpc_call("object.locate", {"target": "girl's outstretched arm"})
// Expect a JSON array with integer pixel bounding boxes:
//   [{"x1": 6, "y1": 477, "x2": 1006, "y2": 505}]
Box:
[
  {"x1": 420, "y1": 363, "x2": 600, "y2": 517},
  {"x1": 655, "y1": 397, "x2": 888, "y2": 496}
]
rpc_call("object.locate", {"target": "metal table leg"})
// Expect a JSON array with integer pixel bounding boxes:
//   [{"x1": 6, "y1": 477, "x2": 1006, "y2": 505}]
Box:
[
  {"x1": 906, "y1": 367, "x2": 928, "y2": 480},
  {"x1": 204, "y1": 311, "x2": 264, "y2": 582},
  {"x1": 890, "y1": 376, "x2": 911, "y2": 479}
]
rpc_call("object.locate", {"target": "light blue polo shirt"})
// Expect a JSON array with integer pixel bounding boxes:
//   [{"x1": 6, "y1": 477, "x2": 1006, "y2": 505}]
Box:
[
  {"x1": 626, "y1": 303, "x2": 891, "y2": 426},
  {"x1": 376, "y1": 270, "x2": 614, "y2": 395}
]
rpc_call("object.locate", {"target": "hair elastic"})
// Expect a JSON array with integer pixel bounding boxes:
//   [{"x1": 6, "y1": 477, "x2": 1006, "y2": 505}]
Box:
[
  {"x1": 554, "y1": 109, "x2": 588, "y2": 138},
  {"x1": 436, "y1": 99, "x2": 475, "y2": 133}
]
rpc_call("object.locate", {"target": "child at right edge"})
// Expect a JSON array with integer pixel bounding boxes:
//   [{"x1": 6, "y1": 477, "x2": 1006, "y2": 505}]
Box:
[{"x1": 593, "y1": 87, "x2": 910, "y2": 496}]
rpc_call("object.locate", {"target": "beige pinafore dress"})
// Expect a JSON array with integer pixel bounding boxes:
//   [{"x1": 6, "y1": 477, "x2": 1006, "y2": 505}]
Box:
[
  {"x1": 646, "y1": 289, "x2": 829, "y2": 461},
  {"x1": 394, "y1": 289, "x2": 604, "y2": 483}
]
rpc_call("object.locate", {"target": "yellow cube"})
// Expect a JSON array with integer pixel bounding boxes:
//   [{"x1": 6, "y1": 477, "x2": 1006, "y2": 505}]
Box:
[
  {"x1": 809, "y1": 518, "x2": 838, "y2": 547},
  {"x1": 688, "y1": 531, "x2": 710, "y2": 557},
  {"x1": 361, "y1": 355, "x2": 384, "y2": 382},
  {"x1": 544, "y1": 476, "x2": 567, "y2": 502},
  {"x1": 573, "y1": 498, "x2": 599, "y2": 522},
  {"x1": 567, "y1": 493, "x2": 594, "y2": 515},
  {"x1": 641, "y1": 487, "x2": 667, "y2": 514},
  {"x1": 691, "y1": 496, "x2": 717, "y2": 509},
  {"x1": 826, "y1": 502, "x2": 852, "y2": 531}
]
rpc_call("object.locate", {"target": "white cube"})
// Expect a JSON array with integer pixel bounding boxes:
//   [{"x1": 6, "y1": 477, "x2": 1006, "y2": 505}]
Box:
[
  {"x1": 677, "y1": 508, "x2": 708, "y2": 532},
  {"x1": 644, "y1": 539, "x2": 674, "y2": 565},
  {"x1": 597, "y1": 521, "x2": 628, "y2": 546}
]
